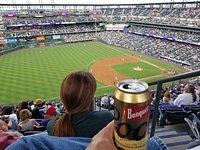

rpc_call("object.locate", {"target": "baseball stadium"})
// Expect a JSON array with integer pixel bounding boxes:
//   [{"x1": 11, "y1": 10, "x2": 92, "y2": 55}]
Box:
[
  {"x1": 0, "y1": 0, "x2": 200, "y2": 150},
  {"x1": 0, "y1": 42, "x2": 186, "y2": 104}
]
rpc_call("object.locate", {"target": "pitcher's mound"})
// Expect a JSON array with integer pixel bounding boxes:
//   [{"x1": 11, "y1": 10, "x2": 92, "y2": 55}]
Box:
[{"x1": 133, "y1": 66, "x2": 143, "y2": 71}]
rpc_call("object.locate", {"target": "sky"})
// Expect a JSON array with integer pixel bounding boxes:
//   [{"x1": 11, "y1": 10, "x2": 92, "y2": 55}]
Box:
[{"x1": 1, "y1": 0, "x2": 199, "y2": 4}]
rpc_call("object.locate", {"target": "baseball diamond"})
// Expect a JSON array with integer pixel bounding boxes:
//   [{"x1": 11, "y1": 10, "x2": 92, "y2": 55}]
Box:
[{"x1": 0, "y1": 42, "x2": 185, "y2": 104}]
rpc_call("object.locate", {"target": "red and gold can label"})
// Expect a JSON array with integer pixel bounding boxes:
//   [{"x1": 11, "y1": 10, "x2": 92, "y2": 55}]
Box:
[
  {"x1": 114, "y1": 131, "x2": 147, "y2": 150},
  {"x1": 125, "y1": 104, "x2": 149, "y2": 121},
  {"x1": 114, "y1": 80, "x2": 151, "y2": 150}
]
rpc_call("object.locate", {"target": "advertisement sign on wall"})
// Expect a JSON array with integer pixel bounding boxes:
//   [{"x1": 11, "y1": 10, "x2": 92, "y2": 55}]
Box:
[
  {"x1": 52, "y1": 35, "x2": 61, "y2": 40},
  {"x1": 0, "y1": 40, "x2": 6, "y2": 44},
  {"x1": 36, "y1": 36, "x2": 45, "y2": 41},
  {"x1": 6, "y1": 39, "x2": 17, "y2": 44}
]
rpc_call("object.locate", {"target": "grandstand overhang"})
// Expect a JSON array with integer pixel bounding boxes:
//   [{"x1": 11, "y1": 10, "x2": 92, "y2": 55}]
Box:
[{"x1": 0, "y1": 1, "x2": 199, "y2": 7}]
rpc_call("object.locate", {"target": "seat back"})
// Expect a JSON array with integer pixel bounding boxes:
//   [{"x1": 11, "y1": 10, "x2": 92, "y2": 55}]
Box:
[
  {"x1": 35, "y1": 119, "x2": 49, "y2": 126},
  {"x1": 187, "y1": 107, "x2": 200, "y2": 115},
  {"x1": 159, "y1": 105, "x2": 182, "y2": 113},
  {"x1": 159, "y1": 109, "x2": 192, "y2": 126},
  {"x1": 164, "y1": 110, "x2": 192, "y2": 125}
]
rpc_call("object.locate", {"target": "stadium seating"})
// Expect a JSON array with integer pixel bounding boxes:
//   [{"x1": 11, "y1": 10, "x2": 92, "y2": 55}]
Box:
[
  {"x1": 1, "y1": 4, "x2": 200, "y2": 28},
  {"x1": 158, "y1": 104, "x2": 200, "y2": 126},
  {"x1": 98, "y1": 31, "x2": 200, "y2": 71},
  {"x1": 0, "y1": 3, "x2": 200, "y2": 150},
  {"x1": 1, "y1": 3, "x2": 200, "y2": 71},
  {"x1": 159, "y1": 107, "x2": 191, "y2": 126}
]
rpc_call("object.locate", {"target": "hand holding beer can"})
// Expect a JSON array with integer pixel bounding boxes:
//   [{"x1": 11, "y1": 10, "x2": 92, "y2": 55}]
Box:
[{"x1": 114, "y1": 80, "x2": 151, "y2": 150}]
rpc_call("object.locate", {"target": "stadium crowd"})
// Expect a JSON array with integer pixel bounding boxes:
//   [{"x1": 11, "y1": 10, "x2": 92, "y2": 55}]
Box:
[
  {"x1": 1, "y1": 3, "x2": 200, "y2": 149},
  {"x1": 127, "y1": 24, "x2": 200, "y2": 42},
  {"x1": 5, "y1": 24, "x2": 102, "y2": 38},
  {"x1": 98, "y1": 31, "x2": 200, "y2": 71},
  {"x1": 0, "y1": 71, "x2": 200, "y2": 149},
  {"x1": 2, "y1": 20, "x2": 200, "y2": 71},
  {"x1": 103, "y1": 7, "x2": 200, "y2": 27},
  {"x1": 63, "y1": 33, "x2": 96, "y2": 42},
  {"x1": 3, "y1": 23, "x2": 199, "y2": 70},
  {"x1": 1, "y1": 5, "x2": 200, "y2": 28}
]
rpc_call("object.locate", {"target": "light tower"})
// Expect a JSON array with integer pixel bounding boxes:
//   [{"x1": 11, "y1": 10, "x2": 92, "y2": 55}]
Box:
[
  {"x1": 51, "y1": 0, "x2": 55, "y2": 4},
  {"x1": 51, "y1": 0, "x2": 55, "y2": 9},
  {"x1": 12, "y1": 0, "x2": 16, "y2": 4},
  {"x1": 39, "y1": 0, "x2": 43, "y2": 9},
  {"x1": 26, "y1": 0, "x2": 30, "y2": 4},
  {"x1": 39, "y1": 0, "x2": 42, "y2": 4},
  {"x1": 12, "y1": 0, "x2": 17, "y2": 10}
]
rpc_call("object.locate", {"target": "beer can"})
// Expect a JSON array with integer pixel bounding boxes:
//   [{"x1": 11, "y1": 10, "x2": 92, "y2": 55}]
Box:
[{"x1": 114, "y1": 80, "x2": 151, "y2": 150}]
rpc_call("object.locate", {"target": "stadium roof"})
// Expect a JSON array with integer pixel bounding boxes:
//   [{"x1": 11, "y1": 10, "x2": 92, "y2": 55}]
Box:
[
  {"x1": 2, "y1": 0, "x2": 200, "y2": 4},
  {"x1": 0, "y1": 0, "x2": 200, "y2": 6}
]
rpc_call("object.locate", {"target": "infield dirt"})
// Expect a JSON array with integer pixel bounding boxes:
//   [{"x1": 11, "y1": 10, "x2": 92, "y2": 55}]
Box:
[{"x1": 91, "y1": 56, "x2": 169, "y2": 86}]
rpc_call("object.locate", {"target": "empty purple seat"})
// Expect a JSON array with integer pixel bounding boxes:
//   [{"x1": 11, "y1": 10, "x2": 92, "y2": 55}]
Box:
[
  {"x1": 158, "y1": 105, "x2": 191, "y2": 126},
  {"x1": 35, "y1": 119, "x2": 49, "y2": 126},
  {"x1": 160, "y1": 110, "x2": 192, "y2": 126},
  {"x1": 159, "y1": 105, "x2": 183, "y2": 114}
]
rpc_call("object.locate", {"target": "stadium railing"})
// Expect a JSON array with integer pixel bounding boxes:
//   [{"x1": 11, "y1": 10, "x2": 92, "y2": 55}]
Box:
[{"x1": 148, "y1": 69, "x2": 200, "y2": 137}]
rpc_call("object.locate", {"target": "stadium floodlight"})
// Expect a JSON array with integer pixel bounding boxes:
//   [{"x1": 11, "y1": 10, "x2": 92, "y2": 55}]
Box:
[
  {"x1": 26, "y1": 0, "x2": 30, "y2": 4},
  {"x1": 39, "y1": 0, "x2": 43, "y2": 4},
  {"x1": 51, "y1": 0, "x2": 55, "y2": 4},
  {"x1": 12, "y1": 0, "x2": 16, "y2": 4}
]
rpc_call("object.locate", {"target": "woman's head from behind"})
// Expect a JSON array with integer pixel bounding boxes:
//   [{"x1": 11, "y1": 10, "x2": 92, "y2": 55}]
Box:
[
  {"x1": 0, "y1": 119, "x2": 8, "y2": 132},
  {"x1": 61, "y1": 71, "x2": 96, "y2": 114},
  {"x1": 19, "y1": 109, "x2": 32, "y2": 121},
  {"x1": 163, "y1": 90, "x2": 171, "y2": 103},
  {"x1": 20, "y1": 101, "x2": 29, "y2": 110},
  {"x1": 53, "y1": 71, "x2": 96, "y2": 137},
  {"x1": 184, "y1": 83, "x2": 195, "y2": 93},
  {"x1": 184, "y1": 83, "x2": 197, "y2": 102}
]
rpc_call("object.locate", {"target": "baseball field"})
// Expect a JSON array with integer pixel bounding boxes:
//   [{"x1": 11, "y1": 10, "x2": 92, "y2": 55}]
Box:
[{"x1": 0, "y1": 42, "x2": 185, "y2": 104}]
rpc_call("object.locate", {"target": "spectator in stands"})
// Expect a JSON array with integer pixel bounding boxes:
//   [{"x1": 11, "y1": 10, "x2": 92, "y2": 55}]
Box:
[
  {"x1": 195, "y1": 83, "x2": 200, "y2": 97},
  {"x1": 29, "y1": 101, "x2": 34, "y2": 111},
  {"x1": 6, "y1": 121, "x2": 169, "y2": 150},
  {"x1": 162, "y1": 90, "x2": 174, "y2": 105},
  {"x1": 0, "y1": 118, "x2": 23, "y2": 149},
  {"x1": 0, "y1": 106, "x2": 3, "y2": 116},
  {"x1": 17, "y1": 109, "x2": 39, "y2": 132},
  {"x1": 109, "y1": 96, "x2": 114, "y2": 105},
  {"x1": 100, "y1": 95, "x2": 114, "y2": 110},
  {"x1": 16, "y1": 101, "x2": 32, "y2": 120},
  {"x1": 2, "y1": 106, "x2": 18, "y2": 131},
  {"x1": 0, "y1": 131, "x2": 21, "y2": 150},
  {"x1": 100, "y1": 94, "x2": 109, "y2": 106},
  {"x1": 47, "y1": 71, "x2": 113, "y2": 137},
  {"x1": 32, "y1": 99, "x2": 45, "y2": 119},
  {"x1": 0, "y1": 117, "x2": 12, "y2": 132},
  {"x1": 55, "y1": 103, "x2": 61, "y2": 113},
  {"x1": 44, "y1": 101, "x2": 57, "y2": 119},
  {"x1": 174, "y1": 83, "x2": 200, "y2": 107}
]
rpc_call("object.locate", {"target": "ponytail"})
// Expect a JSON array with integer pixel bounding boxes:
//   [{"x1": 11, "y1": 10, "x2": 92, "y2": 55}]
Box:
[
  {"x1": 189, "y1": 84, "x2": 197, "y2": 102},
  {"x1": 192, "y1": 93, "x2": 197, "y2": 102},
  {"x1": 53, "y1": 113, "x2": 74, "y2": 137}
]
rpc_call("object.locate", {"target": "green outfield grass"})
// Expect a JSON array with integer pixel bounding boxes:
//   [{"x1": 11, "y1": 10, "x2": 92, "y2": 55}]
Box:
[
  {"x1": 0, "y1": 42, "x2": 185, "y2": 104},
  {"x1": 112, "y1": 62, "x2": 163, "y2": 79}
]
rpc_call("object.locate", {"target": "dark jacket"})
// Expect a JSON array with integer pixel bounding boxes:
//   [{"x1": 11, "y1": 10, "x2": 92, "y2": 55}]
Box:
[{"x1": 47, "y1": 110, "x2": 113, "y2": 137}]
